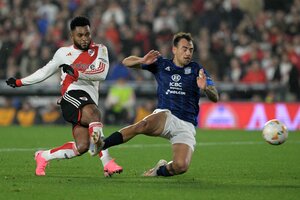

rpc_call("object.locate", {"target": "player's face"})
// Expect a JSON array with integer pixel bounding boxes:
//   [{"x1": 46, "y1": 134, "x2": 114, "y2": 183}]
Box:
[
  {"x1": 71, "y1": 25, "x2": 91, "y2": 51},
  {"x1": 172, "y1": 38, "x2": 194, "y2": 67}
]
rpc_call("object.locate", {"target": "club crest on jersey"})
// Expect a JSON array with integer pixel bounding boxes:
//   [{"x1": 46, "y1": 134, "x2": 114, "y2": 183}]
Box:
[
  {"x1": 184, "y1": 67, "x2": 191, "y2": 74},
  {"x1": 88, "y1": 49, "x2": 95, "y2": 56},
  {"x1": 171, "y1": 74, "x2": 181, "y2": 82}
]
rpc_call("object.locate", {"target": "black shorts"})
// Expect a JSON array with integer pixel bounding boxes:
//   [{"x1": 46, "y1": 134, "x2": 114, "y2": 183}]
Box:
[{"x1": 60, "y1": 90, "x2": 96, "y2": 126}]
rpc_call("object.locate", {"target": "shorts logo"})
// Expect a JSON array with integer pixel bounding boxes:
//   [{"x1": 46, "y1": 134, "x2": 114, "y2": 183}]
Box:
[{"x1": 79, "y1": 97, "x2": 88, "y2": 101}]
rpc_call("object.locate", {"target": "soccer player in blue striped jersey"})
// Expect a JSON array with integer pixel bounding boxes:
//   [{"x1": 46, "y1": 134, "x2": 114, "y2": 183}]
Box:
[{"x1": 93, "y1": 32, "x2": 219, "y2": 176}]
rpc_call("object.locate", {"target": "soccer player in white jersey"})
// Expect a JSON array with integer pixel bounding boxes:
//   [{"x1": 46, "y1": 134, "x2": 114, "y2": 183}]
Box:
[
  {"x1": 91, "y1": 32, "x2": 219, "y2": 177},
  {"x1": 6, "y1": 16, "x2": 122, "y2": 177}
]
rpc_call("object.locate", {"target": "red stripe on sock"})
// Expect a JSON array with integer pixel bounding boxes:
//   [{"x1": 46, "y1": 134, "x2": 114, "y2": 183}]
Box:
[
  {"x1": 50, "y1": 142, "x2": 74, "y2": 154},
  {"x1": 88, "y1": 122, "x2": 103, "y2": 137}
]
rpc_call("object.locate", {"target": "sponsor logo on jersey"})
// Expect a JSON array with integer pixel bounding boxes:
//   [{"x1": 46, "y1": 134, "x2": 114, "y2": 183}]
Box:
[
  {"x1": 85, "y1": 61, "x2": 106, "y2": 74},
  {"x1": 79, "y1": 96, "x2": 88, "y2": 101},
  {"x1": 71, "y1": 62, "x2": 90, "y2": 71},
  {"x1": 171, "y1": 74, "x2": 181, "y2": 82},
  {"x1": 90, "y1": 64, "x2": 96, "y2": 70},
  {"x1": 98, "y1": 58, "x2": 108, "y2": 63},
  {"x1": 167, "y1": 74, "x2": 185, "y2": 95},
  {"x1": 165, "y1": 89, "x2": 186, "y2": 95}
]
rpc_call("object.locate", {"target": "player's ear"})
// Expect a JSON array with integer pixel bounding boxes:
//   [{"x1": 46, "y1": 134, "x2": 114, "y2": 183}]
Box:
[
  {"x1": 172, "y1": 46, "x2": 177, "y2": 55},
  {"x1": 69, "y1": 31, "x2": 74, "y2": 40}
]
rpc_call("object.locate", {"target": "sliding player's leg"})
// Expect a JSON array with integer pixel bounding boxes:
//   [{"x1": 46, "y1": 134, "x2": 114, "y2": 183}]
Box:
[
  {"x1": 143, "y1": 110, "x2": 196, "y2": 177},
  {"x1": 143, "y1": 143, "x2": 193, "y2": 177},
  {"x1": 102, "y1": 110, "x2": 168, "y2": 150}
]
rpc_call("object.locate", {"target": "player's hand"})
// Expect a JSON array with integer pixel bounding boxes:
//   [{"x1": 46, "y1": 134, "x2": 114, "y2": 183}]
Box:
[
  {"x1": 59, "y1": 64, "x2": 79, "y2": 80},
  {"x1": 197, "y1": 69, "x2": 207, "y2": 90},
  {"x1": 59, "y1": 64, "x2": 75, "y2": 76},
  {"x1": 142, "y1": 50, "x2": 161, "y2": 65},
  {"x1": 6, "y1": 77, "x2": 22, "y2": 88}
]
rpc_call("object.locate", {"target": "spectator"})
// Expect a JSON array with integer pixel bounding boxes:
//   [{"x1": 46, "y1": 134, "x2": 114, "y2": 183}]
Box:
[
  {"x1": 273, "y1": 53, "x2": 300, "y2": 101},
  {"x1": 16, "y1": 101, "x2": 37, "y2": 126},
  {"x1": 40, "y1": 103, "x2": 64, "y2": 124},
  {"x1": 0, "y1": 98, "x2": 16, "y2": 126},
  {"x1": 105, "y1": 78, "x2": 136, "y2": 125},
  {"x1": 134, "y1": 100, "x2": 155, "y2": 123},
  {"x1": 224, "y1": 57, "x2": 244, "y2": 83},
  {"x1": 1, "y1": 0, "x2": 300, "y2": 103},
  {"x1": 102, "y1": 1, "x2": 125, "y2": 26},
  {"x1": 153, "y1": 8, "x2": 178, "y2": 35},
  {"x1": 241, "y1": 60, "x2": 266, "y2": 84}
]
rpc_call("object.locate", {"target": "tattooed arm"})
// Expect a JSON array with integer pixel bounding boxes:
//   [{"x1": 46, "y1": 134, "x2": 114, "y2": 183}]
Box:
[
  {"x1": 197, "y1": 69, "x2": 219, "y2": 103},
  {"x1": 204, "y1": 85, "x2": 219, "y2": 103}
]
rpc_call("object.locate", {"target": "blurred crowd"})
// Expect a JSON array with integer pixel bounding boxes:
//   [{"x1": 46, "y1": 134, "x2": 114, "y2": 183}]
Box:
[{"x1": 0, "y1": 0, "x2": 300, "y2": 102}]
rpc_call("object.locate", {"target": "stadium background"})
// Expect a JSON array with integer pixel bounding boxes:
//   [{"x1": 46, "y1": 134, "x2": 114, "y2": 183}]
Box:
[{"x1": 0, "y1": 0, "x2": 299, "y2": 130}]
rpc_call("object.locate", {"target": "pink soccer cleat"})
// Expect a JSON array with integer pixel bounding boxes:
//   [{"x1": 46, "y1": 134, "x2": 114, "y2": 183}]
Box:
[
  {"x1": 103, "y1": 159, "x2": 123, "y2": 177},
  {"x1": 34, "y1": 151, "x2": 48, "y2": 176}
]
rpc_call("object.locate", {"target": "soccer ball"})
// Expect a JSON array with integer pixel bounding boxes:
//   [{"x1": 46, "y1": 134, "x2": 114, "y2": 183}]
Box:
[{"x1": 262, "y1": 119, "x2": 288, "y2": 145}]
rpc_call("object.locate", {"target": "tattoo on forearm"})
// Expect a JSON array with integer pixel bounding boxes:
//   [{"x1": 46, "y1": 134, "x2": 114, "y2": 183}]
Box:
[{"x1": 204, "y1": 86, "x2": 219, "y2": 102}]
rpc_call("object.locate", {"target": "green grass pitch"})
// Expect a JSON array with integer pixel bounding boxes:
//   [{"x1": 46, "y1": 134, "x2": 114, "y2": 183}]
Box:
[{"x1": 0, "y1": 126, "x2": 299, "y2": 200}]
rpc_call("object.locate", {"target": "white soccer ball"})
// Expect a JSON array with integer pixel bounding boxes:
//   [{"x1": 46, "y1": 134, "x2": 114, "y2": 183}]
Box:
[{"x1": 262, "y1": 119, "x2": 288, "y2": 145}]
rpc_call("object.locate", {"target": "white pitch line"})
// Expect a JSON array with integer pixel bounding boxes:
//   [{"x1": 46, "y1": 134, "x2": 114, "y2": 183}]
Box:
[{"x1": 0, "y1": 141, "x2": 299, "y2": 152}]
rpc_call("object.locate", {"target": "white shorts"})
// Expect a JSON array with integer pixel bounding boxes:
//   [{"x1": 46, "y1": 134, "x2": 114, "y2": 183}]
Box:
[{"x1": 153, "y1": 109, "x2": 196, "y2": 151}]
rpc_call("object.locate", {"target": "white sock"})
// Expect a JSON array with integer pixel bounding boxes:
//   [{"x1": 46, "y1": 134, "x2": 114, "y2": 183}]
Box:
[
  {"x1": 41, "y1": 142, "x2": 79, "y2": 161},
  {"x1": 99, "y1": 149, "x2": 112, "y2": 166}
]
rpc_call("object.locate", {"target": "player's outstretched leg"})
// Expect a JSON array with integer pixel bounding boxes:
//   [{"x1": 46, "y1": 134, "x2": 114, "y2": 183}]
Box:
[
  {"x1": 143, "y1": 159, "x2": 168, "y2": 177},
  {"x1": 34, "y1": 142, "x2": 80, "y2": 176}
]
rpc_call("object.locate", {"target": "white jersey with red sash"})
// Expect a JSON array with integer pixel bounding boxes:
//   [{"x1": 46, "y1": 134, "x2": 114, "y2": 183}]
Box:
[{"x1": 20, "y1": 43, "x2": 109, "y2": 105}]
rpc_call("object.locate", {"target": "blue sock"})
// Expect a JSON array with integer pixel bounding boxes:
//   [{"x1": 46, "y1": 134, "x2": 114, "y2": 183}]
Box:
[{"x1": 156, "y1": 165, "x2": 173, "y2": 176}]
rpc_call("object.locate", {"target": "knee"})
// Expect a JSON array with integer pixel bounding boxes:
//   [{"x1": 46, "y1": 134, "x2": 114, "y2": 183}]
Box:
[
  {"x1": 76, "y1": 141, "x2": 89, "y2": 154},
  {"x1": 171, "y1": 160, "x2": 189, "y2": 175}
]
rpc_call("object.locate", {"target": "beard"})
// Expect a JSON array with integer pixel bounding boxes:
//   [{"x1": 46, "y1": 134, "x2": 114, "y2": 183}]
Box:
[{"x1": 74, "y1": 40, "x2": 90, "y2": 51}]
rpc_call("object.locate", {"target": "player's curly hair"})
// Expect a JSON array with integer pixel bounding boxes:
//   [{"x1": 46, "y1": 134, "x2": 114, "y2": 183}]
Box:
[
  {"x1": 172, "y1": 32, "x2": 193, "y2": 47},
  {"x1": 70, "y1": 16, "x2": 90, "y2": 31}
]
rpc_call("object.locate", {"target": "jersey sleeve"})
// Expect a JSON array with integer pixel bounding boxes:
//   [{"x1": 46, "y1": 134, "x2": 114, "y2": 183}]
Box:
[
  {"x1": 21, "y1": 49, "x2": 64, "y2": 85},
  {"x1": 141, "y1": 56, "x2": 162, "y2": 74},
  {"x1": 78, "y1": 45, "x2": 109, "y2": 81},
  {"x1": 201, "y1": 65, "x2": 215, "y2": 86}
]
